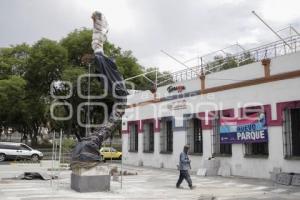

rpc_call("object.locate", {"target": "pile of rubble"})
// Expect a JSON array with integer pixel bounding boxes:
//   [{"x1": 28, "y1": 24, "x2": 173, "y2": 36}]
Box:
[{"x1": 110, "y1": 166, "x2": 138, "y2": 176}]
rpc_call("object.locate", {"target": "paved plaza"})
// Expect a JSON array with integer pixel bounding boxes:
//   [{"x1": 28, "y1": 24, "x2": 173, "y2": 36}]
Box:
[{"x1": 0, "y1": 161, "x2": 300, "y2": 200}]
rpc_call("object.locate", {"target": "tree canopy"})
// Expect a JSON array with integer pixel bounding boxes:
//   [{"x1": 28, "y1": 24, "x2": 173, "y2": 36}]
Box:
[{"x1": 0, "y1": 28, "x2": 172, "y2": 145}]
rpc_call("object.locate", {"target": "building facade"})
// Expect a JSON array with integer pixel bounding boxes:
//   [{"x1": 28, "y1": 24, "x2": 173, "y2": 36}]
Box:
[{"x1": 122, "y1": 41, "x2": 300, "y2": 179}]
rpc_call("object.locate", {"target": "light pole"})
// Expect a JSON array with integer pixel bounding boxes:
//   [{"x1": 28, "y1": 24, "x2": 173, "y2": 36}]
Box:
[{"x1": 85, "y1": 63, "x2": 91, "y2": 137}]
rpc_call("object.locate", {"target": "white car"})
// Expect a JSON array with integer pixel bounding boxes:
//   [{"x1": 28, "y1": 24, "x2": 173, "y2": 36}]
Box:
[{"x1": 0, "y1": 142, "x2": 43, "y2": 162}]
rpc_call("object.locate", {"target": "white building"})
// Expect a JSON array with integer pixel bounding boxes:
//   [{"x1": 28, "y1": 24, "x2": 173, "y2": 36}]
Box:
[{"x1": 121, "y1": 36, "x2": 300, "y2": 179}]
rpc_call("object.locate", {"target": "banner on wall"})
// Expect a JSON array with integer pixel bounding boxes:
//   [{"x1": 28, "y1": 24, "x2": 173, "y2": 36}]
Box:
[{"x1": 220, "y1": 113, "x2": 268, "y2": 144}]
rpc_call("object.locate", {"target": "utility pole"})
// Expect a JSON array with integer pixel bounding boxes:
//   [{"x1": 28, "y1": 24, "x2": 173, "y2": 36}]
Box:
[{"x1": 86, "y1": 63, "x2": 91, "y2": 137}]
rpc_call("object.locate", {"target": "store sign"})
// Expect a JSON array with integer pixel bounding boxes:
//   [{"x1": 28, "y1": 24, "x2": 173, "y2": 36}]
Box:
[
  {"x1": 167, "y1": 85, "x2": 186, "y2": 93},
  {"x1": 220, "y1": 113, "x2": 268, "y2": 144},
  {"x1": 167, "y1": 100, "x2": 187, "y2": 110}
]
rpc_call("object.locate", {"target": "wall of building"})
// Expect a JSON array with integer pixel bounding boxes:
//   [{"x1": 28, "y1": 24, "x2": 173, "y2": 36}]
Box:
[{"x1": 122, "y1": 51, "x2": 300, "y2": 179}]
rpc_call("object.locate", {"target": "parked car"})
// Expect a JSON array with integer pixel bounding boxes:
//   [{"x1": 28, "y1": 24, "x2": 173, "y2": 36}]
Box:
[
  {"x1": 0, "y1": 142, "x2": 43, "y2": 162},
  {"x1": 100, "y1": 147, "x2": 122, "y2": 160}
]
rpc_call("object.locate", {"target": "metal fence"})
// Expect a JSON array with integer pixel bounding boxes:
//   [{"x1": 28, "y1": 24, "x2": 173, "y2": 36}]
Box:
[
  {"x1": 37, "y1": 148, "x2": 71, "y2": 163},
  {"x1": 157, "y1": 35, "x2": 300, "y2": 86}
]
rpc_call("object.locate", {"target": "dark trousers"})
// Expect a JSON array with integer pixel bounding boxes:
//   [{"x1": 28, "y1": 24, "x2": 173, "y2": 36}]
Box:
[{"x1": 176, "y1": 170, "x2": 192, "y2": 187}]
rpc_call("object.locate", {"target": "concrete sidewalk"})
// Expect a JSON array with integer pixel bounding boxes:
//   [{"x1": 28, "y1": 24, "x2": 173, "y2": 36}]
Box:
[{"x1": 0, "y1": 162, "x2": 300, "y2": 200}]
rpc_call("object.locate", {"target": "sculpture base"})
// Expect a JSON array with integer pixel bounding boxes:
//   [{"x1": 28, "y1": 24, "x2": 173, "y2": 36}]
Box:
[{"x1": 71, "y1": 165, "x2": 110, "y2": 192}]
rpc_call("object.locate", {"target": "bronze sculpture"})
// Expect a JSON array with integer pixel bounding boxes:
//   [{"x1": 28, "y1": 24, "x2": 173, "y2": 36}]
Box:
[{"x1": 70, "y1": 11, "x2": 128, "y2": 170}]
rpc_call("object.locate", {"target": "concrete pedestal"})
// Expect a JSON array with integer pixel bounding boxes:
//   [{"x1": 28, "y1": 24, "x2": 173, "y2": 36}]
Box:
[{"x1": 71, "y1": 165, "x2": 110, "y2": 192}]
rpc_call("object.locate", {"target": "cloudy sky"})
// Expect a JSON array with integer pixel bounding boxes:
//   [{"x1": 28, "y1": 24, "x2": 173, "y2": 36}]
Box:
[{"x1": 1, "y1": 0, "x2": 300, "y2": 72}]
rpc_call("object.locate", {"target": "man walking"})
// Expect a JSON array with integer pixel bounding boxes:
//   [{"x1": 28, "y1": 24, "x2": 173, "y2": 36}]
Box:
[{"x1": 176, "y1": 145, "x2": 194, "y2": 189}]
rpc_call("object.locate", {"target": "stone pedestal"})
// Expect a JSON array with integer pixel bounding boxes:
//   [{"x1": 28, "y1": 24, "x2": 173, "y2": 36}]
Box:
[{"x1": 71, "y1": 165, "x2": 110, "y2": 192}]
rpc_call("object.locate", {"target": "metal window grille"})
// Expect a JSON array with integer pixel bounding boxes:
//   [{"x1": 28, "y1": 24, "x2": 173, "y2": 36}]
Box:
[
  {"x1": 291, "y1": 108, "x2": 300, "y2": 156},
  {"x1": 244, "y1": 111, "x2": 268, "y2": 156},
  {"x1": 212, "y1": 117, "x2": 220, "y2": 155},
  {"x1": 166, "y1": 121, "x2": 173, "y2": 152},
  {"x1": 149, "y1": 123, "x2": 154, "y2": 152},
  {"x1": 186, "y1": 119, "x2": 194, "y2": 152},
  {"x1": 220, "y1": 143, "x2": 232, "y2": 155},
  {"x1": 212, "y1": 115, "x2": 232, "y2": 155},
  {"x1": 283, "y1": 108, "x2": 300, "y2": 157},
  {"x1": 244, "y1": 142, "x2": 268, "y2": 156},
  {"x1": 160, "y1": 121, "x2": 166, "y2": 152},
  {"x1": 129, "y1": 124, "x2": 138, "y2": 152},
  {"x1": 194, "y1": 118, "x2": 203, "y2": 153},
  {"x1": 283, "y1": 108, "x2": 292, "y2": 157},
  {"x1": 160, "y1": 120, "x2": 173, "y2": 153},
  {"x1": 143, "y1": 122, "x2": 154, "y2": 152},
  {"x1": 186, "y1": 118, "x2": 203, "y2": 153}
]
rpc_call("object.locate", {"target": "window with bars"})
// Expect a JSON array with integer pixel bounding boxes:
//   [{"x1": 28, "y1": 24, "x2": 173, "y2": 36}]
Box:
[
  {"x1": 143, "y1": 122, "x2": 154, "y2": 153},
  {"x1": 243, "y1": 111, "x2": 269, "y2": 157},
  {"x1": 160, "y1": 120, "x2": 173, "y2": 153},
  {"x1": 283, "y1": 108, "x2": 300, "y2": 158},
  {"x1": 186, "y1": 118, "x2": 203, "y2": 154},
  {"x1": 244, "y1": 142, "x2": 269, "y2": 156},
  {"x1": 129, "y1": 123, "x2": 138, "y2": 152},
  {"x1": 212, "y1": 115, "x2": 232, "y2": 156}
]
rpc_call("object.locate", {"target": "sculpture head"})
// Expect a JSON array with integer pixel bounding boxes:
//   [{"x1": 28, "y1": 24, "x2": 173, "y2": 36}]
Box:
[{"x1": 92, "y1": 11, "x2": 103, "y2": 22}]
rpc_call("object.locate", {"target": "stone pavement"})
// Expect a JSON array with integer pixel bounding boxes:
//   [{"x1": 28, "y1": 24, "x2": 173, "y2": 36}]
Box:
[{"x1": 0, "y1": 161, "x2": 300, "y2": 200}]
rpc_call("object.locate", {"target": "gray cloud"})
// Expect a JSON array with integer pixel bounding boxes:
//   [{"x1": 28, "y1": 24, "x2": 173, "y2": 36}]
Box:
[{"x1": 1, "y1": 0, "x2": 299, "y2": 72}]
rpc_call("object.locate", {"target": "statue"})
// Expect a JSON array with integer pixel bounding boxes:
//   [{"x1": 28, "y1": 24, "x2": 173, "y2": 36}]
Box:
[{"x1": 70, "y1": 11, "x2": 128, "y2": 170}]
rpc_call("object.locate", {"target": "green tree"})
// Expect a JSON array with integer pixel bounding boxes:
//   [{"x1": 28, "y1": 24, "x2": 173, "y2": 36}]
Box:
[
  {"x1": 23, "y1": 38, "x2": 68, "y2": 145},
  {"x1": 239, "y1": 52, "x2": 255, "y2": 66},
  {"x1": 206, "y1": 51, "x2": 255, "y2": 74},
  {"x1": 58, "y1": 66, "x2": 87, "y2": 137},
  {"x1": 207, "y1": 54, "x2": 237, "y2": 73},
  {"x1": 61, "y1": 29, "x2": 153, "y2": 89},
  {"x1": 0, "y1": 44, "x2": 30, "y2": 79},
  {"x1": 0, "y1": 44, "x2": 30, "y2": 140},
  {"x1": 0, "y1": 76, "x2": 27, "y2": 129},
  {"x1": 61, "y1": 28, "x2": 93, "y2": 66},
  {"x1": 0, "y1": 28, "x2": 173, "y2": 145},
  {"x1": 25, "y1": 38, "x2": 68, "y2": 95}
]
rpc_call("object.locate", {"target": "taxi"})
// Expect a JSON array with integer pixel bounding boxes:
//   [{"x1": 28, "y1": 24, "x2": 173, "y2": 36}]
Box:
[{"x1": 100, "y1": 147, "x2": 122, "y2": 160}]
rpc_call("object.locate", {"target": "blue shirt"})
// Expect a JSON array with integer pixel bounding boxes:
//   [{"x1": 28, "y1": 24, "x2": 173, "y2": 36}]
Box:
[{"x1": 179, "y1": 152, "x2": 191, "y2": 170}]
